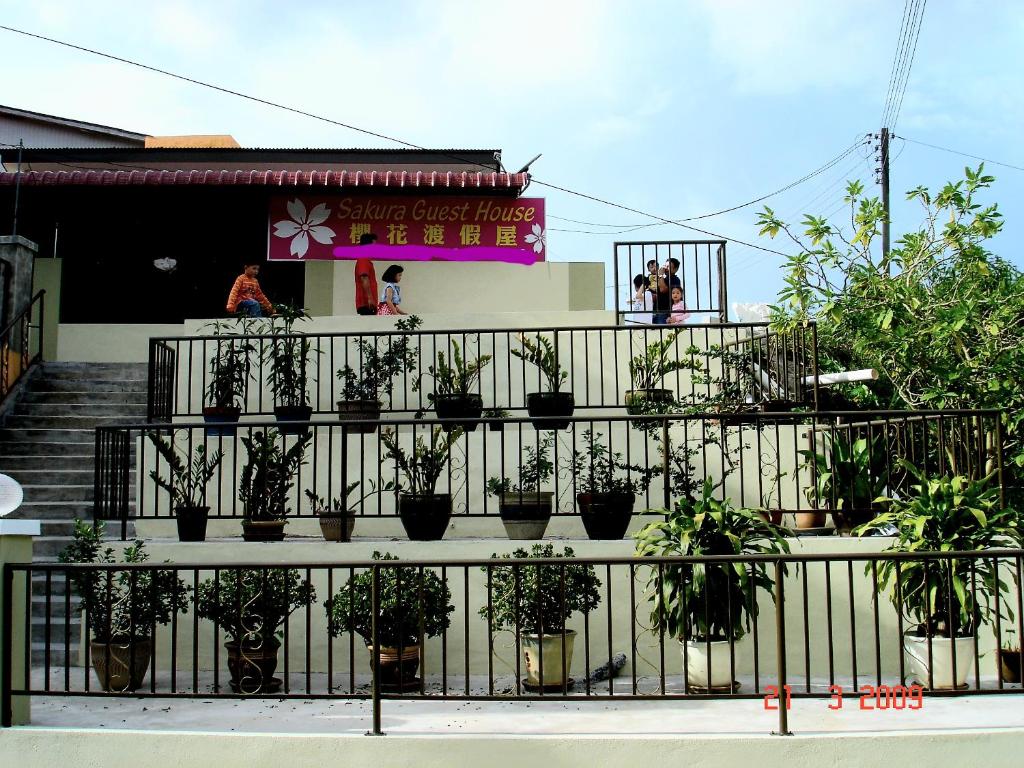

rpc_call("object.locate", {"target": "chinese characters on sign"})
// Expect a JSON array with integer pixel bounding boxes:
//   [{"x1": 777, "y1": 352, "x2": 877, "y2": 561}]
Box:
[{"x1": 267, "y1": 195, "x2": 546, "y2": 264}]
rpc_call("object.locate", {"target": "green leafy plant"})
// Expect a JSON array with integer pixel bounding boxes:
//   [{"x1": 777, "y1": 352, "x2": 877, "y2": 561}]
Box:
[
  {"x1": 512, "y1": 333, "x2": 567, "y2": 393},
  {"x1": 266, "y1": 304, "x2": 314, "y2": 408},
  {"x1": 304, "y1": 479, "x2": 395, "y2": 513},
  {"x1": 337, "y1": 315, "x2": 423, "y2": 404},
  {"x1": 635, "y1": 479, "x2": 789, "y2": 641},
  {"x1": 629, "y1": 330, "x2": 688, "y2": 391},
  {"x1": 59, "y1": 520, "x2": 190, "y2": 642},
  {"x1": 147, "y1": 433, "x2": 223, "y2": 509},
  {"x1": 238, "y1": 429, "x2": 311, "y2": 521},
  {"x1": 857, "y1": 461, "x2": 1022, "y2": 638},
  {"x1": 380, "y1": 426, "x2": 463, "y2": 495},
  {"x1": 422, "y1": 339, "x2": 492, "y2": 400},
  {"x1": 194, "y1": 568, "x2": 316, "y2": 646},
  {"x1": 567, "y1": 429, "x2": 661, "y2": 496},
  {"x1": 800, "y1": 432, "x2": 889, "y2": 527},
  {"x1": 480, "y1": 544, "x2": 601, "y2": 635},
  {"x1": 325, "y1": 552, "x2": 454, "y2": 647},
  {"x1": 486, "y1": 435, "x2": 554, "y2": 496},
  {"x1": 483, "y1": 408, "x2": 511, "y2": 419},
  {"x1": 204, "y1": 321, "x2": 255, "y2": 409}
]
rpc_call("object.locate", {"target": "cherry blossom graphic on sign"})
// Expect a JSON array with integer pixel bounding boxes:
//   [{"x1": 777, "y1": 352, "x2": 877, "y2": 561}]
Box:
[
  {"x1": 272, "y1": 199, "x2": 336, "y2": 258},
  {"x1": 523, "y1": 223, "x2": 545, "y2": 254}
]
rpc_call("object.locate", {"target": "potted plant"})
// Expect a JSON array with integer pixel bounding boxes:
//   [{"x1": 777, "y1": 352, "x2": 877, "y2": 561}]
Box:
[
  {"x1": 266, "y1": 305, "x2": 315, "y2": 434},
  {"x1": 568, "y1": 429, "x2": 661, "y2": 539},
  {"x1": 512, "y1": 333, "x2": 574, "y2": 430},
  {"x1": 59, "y1": 520, "x2": 189, "y2": 692},
  {"x1": 195, "y1": 568, "x2": 316, "y2": 694},
  {"x1": 202, "y1": 322, "x2": 254, "y2": 436},
  {"x1": 625, "y1": 330, "x2": 686, "y2": 414},
  {"x1": 238, "y1": 429, "x2": 312, "y2": 541},
  {"x1": 147, "y1": 434, "x2": 223, "y2": 542},
  {"x1": 999, "y1": 629, "x2": 1021, "y2": 684},
  {"x1": 380, "y1": 426, "x2": 464, "y2": 540},
  {"x1": 858, "y1": 462, "x2": 1022, "y2": 689},
  {"x1": 422, "y1": 339, "x2": 492, "y2": 432},
  {"x1": 325, "y1": 551, "x2": 455, "y2": 691},
  {"x1": 635, "y1": 479, "x2": 789, "y2": 690},
  {"x1": 486, "y1": 435, "x2": 555, "y2": 540},
  {"x1": 480, "y1": 544, "x2": 601, "y2": 690},
  {"x1": 799, "y1": 432, "x2": 888, "y2": 533},
  {"x1": 336, "y1": 315, "x2": 422, "y2": 432},
  {"x1": 483, "y1": 408, "x2": 511, "y2": 432},
  {"x1": 304, "y1": 479, "x2": 394, "y2": 542}
]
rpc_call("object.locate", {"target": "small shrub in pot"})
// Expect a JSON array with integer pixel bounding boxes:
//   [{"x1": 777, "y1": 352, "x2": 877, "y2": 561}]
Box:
[
  {"x1": 420, "y1": 339, "x2": 492, "y2": 431},
  {"x1": 380, "y1": 426, "x2": 464, "y2": 540},
  {"x1": 238, "y1": 429, "x2": 311, "y2": 541},
  {"x1": 512, "y1": 332, "x2": 573, "y2": 430},
  {"x1": 147, "y1": 433, "x2": 223, "y2": 542},
  {"x1": 486, "y1": 435, "x2": 555, "y2": 540}
]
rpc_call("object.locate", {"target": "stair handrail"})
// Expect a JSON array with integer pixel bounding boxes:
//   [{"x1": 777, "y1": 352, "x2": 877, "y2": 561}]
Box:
[{"x1": 0, "y1": 290, "x2": 45, "y2": 404}]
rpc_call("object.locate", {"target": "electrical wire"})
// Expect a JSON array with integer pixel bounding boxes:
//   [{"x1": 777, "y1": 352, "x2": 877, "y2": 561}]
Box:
[
  {"x1": 880, "y1": 0, "x2": 927, "y2": 130},
  {"x1": 894, "y1": 135, "x2": 1024, "y2": 173}
]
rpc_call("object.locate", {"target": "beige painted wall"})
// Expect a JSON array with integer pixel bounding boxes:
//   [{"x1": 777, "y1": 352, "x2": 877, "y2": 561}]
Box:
[
  {"x1": 0, "y1": 532, "x2": 33, "y2": 725},
  {"x1": 31, "y1": 258, "x2": 62, "y2": 361},
  {"x1": 55, "y1": 323, "x2": 185, "y2": 362}
]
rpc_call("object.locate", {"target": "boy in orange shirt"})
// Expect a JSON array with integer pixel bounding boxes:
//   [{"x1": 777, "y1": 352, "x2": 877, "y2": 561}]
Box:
[{"x1": 226, "y1": 261, "x2": 275, "y2": 317}]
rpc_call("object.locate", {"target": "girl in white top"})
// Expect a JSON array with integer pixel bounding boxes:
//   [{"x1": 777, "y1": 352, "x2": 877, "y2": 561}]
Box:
[
  {"x1": 629, "y1": 274, "x2": 654, "y2": 324},
  {"x1": 377, "y1": 264, "x2": 407, "y2": 316}
]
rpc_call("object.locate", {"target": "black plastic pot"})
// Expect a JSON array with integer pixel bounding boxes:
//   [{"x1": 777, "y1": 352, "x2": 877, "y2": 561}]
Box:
[
  {"x1": 576, "y1": 492, "x2": 636, "y2": 539},
  {"x1": 433, "y1": 393, "x2": 483, "y2": 432},
  {"x1": 526, "y1": 392, "x2": 575, "y2": 431},
  {"x1": 398, "y1": 493, "x2": 452, "y2": 540},
  {"x1": 202, "y1": 406, "x2": 241, "y2": 437},
  {"x1": 241, "y1": 519, "x2": 287, "y2": 542},
  {"x1": 273, "y1": 405, "x2": 313, "y2": 435},
  {"x1": 174, "y1": 505, "x2": 210, "y2": 542},
  {"x1": 337, "y1": 399, "x2": 382, "y2": 434},
  {"x1": 497, "y1": 492, "x2": 553, "y2": 540}
]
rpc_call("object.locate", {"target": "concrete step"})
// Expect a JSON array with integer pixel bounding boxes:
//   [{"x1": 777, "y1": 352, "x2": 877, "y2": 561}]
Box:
[
  {"x1": 40, "y1": 362, "x2": 149, "y2": 379},
  {"x1": 0, "y1": 428, "x2": 96, "y2": 442},
  {"x1": 2, "y1": 468, "x2": 95, "y2": 485},
  {"x1": 19, "y1": 485, "x2": 99, "y2": 502},
  {"x1": 0, "y1": 441, "x2": 96, "y2": 456},
  {"x1": 31, "y1": 378, "x2": 147, "y2": 393},
  {"x1": 36, "y1": 519, "x2": 84, "y2": 537},
  {"x1": 14, "y1": 501, "x2": 135, "y2": 519},
  {"x1": 5, "y1": 415, "x2": 141, "y2": 430},
  {"x1": 32, "y1": 616, "x2": 86, "y2": 644},
  {"x1": 0, "y1": 454, "x2": 95, "y2": 470},
  {"x1": 31, "y1": 593, "x2": 82, "y2": 618},
  {"x1": 34, "y1": 536, "x2": 83, "y2": 558},
  {"x1": 21, "y1": 390, "x2": 150, "y2": 405},
  {"x1": 14, "y1": 403, "x2": 148, "y2": 417},
  {"x1": 30, "y1": 643, "x2": 80, "y2": 667}
]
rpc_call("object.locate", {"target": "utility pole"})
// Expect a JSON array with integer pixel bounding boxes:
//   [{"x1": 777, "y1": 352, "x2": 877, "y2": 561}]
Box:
[{"x1": 880, "y1": 127, "x2": 890, "y2": 262}]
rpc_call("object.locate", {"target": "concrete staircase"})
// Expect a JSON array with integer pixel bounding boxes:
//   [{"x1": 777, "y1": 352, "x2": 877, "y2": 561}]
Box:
[{"x1": 1, "y1": 362, "x2": 147, "y2": 664}]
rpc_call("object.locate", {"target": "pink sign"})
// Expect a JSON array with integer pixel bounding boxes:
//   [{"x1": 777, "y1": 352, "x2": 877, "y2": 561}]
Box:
[{"x1": 268, "y1": 195, "x2": 545, "y2": 263}]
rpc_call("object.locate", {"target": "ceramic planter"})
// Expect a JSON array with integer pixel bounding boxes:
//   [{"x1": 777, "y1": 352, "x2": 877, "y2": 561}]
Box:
[
  {"x1": 241, "y1": 519, "x2": 287, "y2": 542},
  {"x1": 90, "y1": 637, "x2": 153, "y2": 692},
  {"x1": 336, "y1": 399, "x2": 381, "y2": 434},
  {"x1": 225, "y1": 638, "x2": 281, "y2": 694},
  {"x1": 904, "y1": 633, "x2": 975, "y2": 689},
  {"x1": 576, "y1": 492, "x2": 635, "y2": 540},
  {"x1": 624, "y1": 388, "x2": 673, "y2": 415},
  {"x1": 398, "y1": 493, "x2": 452, "y2": 541},
  {"x1": 317, "y1": 511, "x2": 356, "y2": 542},
  {"x1": 174, "y1": 505, "x2": 210, "y2": 542},
  {"x1": 999, "y1": 647, "x2": 1022, "y2": 684},
  {"x1": 682, "y1": 638, "x2": 736, "y2": 690},
  {"x1": 433, "y1": 393, "x2": 483, "y2": 432},
  {"x1": 794, "y1": 510, "x2": 827, "y2": 529},
  {"x1": 202, "y1": 406, "x2": 241, "y2": 437},
  {"x1": 366, "y1": 644, "x2": 421, "y2": 692},
  {"x1": 497, "y1": 491, "x2": 553, "y2": 540},
  {"x1": 525, "y1": 392, "x2": 575, "y2": 431},
  {"x1": 521, "y1": 630, "x2": 576, "y2": 688},
  {"x1": 273, "y1": 405, "x2": 313, "y2": 435}
]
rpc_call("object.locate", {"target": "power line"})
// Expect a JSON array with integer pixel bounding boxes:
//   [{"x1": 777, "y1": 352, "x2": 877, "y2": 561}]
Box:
[
  {"x1": 889, "y1": 0, "x2": 927, "y2": 129},
  {"x1": 0, "y1": 22, "x2": 787, "y2": 257},
  {"x1": 880, "y1": 0, "x2": 916, "y2": 128},
  {"x1": 895, "y1": 135, "x2": 1024, "y2": 173},
  {"x1": 880, "y1": 0, "x2": 927, "y2": 130}
]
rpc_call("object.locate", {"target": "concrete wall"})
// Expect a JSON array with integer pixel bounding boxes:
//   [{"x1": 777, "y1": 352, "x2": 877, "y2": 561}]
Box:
[
  {"x1": 31, "y1": 257, "x2": 61, "y2": 360},
  {"x1": 54, "y1": 323, "x2": 186, "y2": 362}
]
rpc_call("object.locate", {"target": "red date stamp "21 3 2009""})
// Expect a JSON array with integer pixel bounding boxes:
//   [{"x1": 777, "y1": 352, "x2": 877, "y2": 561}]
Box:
[{"x1": 764, "y1": 684, "x2": 925, "y2": 710}]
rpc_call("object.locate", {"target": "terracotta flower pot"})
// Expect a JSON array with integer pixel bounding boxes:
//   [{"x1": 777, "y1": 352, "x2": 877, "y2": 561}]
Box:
[
  {"x1": 366, "y1": 644, "x2": 420, "y2": 692},
  {"x1": 317, "y1": 511, "x2": 356, "y2": 542},
  {"x1": 225, "y1": 638, "x2": 281, "y2": 694},
  {"x1": 90, "y1": 637, "x2": 153, "y2": 692}
]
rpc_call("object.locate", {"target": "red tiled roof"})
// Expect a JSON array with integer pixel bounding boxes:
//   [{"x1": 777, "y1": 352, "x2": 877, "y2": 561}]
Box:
[{"x1": 0, "y1": 169, "x2": 529, "y2": 189}]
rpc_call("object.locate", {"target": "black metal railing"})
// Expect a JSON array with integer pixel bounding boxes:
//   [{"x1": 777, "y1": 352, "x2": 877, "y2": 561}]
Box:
[
  {"x1": 4, "y1": 550, "x2": 1022, "y2": 732},
  {"x1": 0, "y1": 289, "x2": 44, "y2": 405},
  {"x1": 613, "y1": 240, "x2": 728, "y2": 323},
  {"x1": 145, "y1": 321, "x2": 818, "y2": 420},
  {"x1": 94, "y1": 410, "x2": 1004, "y2": 535}
]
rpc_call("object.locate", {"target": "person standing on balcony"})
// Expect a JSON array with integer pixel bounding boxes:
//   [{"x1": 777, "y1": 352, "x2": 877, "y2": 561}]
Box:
[
  {"x1": 653, "y1": 258, "x2": 682, "y2": 324},
  {"x1": 629, "y1": 273, "x2": 653, "y2": 324},
  {"x1": 354, "y1": 233, "x2": 379, "y2": 316},
  {"x1": 377, "y1": 264, "x2": 407, "y2": 316},
  {"x1": 667, "y1": 286, "x2": 691, "y2": 325},
  {"x1": 226, "y1": 261, "x2": 275, "y2": 317}
]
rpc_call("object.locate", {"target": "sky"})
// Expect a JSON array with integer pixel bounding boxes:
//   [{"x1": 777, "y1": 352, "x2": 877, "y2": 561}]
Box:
[{"x1": 1, "y1": 0, "x2": 1022, "y2": 311}]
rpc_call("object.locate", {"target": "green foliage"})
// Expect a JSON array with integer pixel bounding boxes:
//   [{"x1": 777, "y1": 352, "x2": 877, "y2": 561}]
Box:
[
  {"x1": 380, "y1": 426, "x2": 463, "y2": 496},
  {"x1": 147, "y1": 433, "x2": 222, "y2": 509},
  {"x1": 567, "y1": 429, "x2": 661, "y2": 496},
  {"x1": 799, "y1": 433, "x2": 888, "y2": 521},
  {"x1": 423, "y1": 338, "x2": 493, "y2": 400},
  {"x1": 512, "y1": 332, "x2": 568, "y2": 393},
  {"x1": 634, "y1": 480, "x2": 789, "y2": 641},
  {"x1": 325, "y1": 552, "x2": 454, "y2": 646},
  {"x1": 337, "y1": 315, "x2": 423, "y2": 404},
  {"x1": 194, "y1": 568, "x2": 316, "y2": 647},
  {"x1": 204, "y1": 321, "x2": 255, "y2": 409},
  {"x1": 486, "y1": 435, "x2": 554, "y2": 496},
  {"x1": 59, "y1": 520, "x2": 190, "y2": 642},
  {"x1": 761, "y1": 167, "x2": 1024, "y2": 495},
  {"x1": 629, "y1": 330, "x2": 688, "y2": 391},
  {"x1": 265, "y1": 305, "x2": 314, "y2": 408},
  {"x1": 303, "y1": 479, "x2": 395, "y2": 513},
  {"x1": 857, "y1": 461, "x2": 1022, "y2": 637},
  {"x1": 238, "y1": 429, "x2": 311, "y2": 520},
  {"x1": 481, "y1": 544, "x2": 601, "y2": 635}
]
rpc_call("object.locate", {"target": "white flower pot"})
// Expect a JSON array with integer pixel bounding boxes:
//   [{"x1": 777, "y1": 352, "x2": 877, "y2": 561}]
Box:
[
  {"x1": 682, "y1": 638, "x2": 735, "y2": 689},
  {"x1": 521, "y1": 630, "x2": 576, "y2": 687},
  {"x1": 904, "y1": 633, "x2": 975, "y2": 689}
]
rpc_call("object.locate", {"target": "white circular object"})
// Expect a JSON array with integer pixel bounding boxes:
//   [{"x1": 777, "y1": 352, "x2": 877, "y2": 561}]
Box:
[{"x1": 0, "y1": 473, "x2": 24, "y2": 516}]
